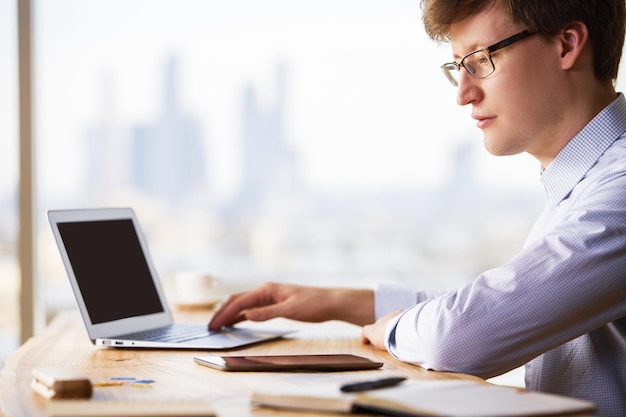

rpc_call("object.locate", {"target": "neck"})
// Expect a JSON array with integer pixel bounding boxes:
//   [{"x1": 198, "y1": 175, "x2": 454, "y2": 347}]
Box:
[{"x1": 533, "y1": 81, "x2": 617, "y2": 169}]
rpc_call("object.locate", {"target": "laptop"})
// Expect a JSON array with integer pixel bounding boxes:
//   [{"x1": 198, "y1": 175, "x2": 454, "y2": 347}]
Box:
[{"x1": 48, "y1": 207, "x2": 290, "y2": 349}]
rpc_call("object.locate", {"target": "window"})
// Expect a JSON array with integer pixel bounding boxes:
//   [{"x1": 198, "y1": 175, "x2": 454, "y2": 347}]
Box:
[
  {"x1": 0, "y1": 0, "x2": 19, "y2": 365},
  {"x1": 35, "y1": 0, "x2": 546, "y2": 321}
]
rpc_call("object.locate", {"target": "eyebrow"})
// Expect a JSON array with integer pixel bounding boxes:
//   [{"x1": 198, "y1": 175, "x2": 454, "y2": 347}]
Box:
[
  {"x1": 451, "y1": 31, "x2": 524, "y2": 61},
  {"x1": 451, "y1": 39, "x2": 487, "y2": 60},
  {"x1": 452, "y1": 45, "x2": 482, "y2": 61}
]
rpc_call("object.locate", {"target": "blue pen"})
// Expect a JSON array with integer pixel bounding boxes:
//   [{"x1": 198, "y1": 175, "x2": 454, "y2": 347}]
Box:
[{"x1": 340, "y1": 376, "x2": 406, "y2": 392}]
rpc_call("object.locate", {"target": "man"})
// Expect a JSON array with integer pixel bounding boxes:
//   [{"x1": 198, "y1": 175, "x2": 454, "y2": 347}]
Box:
[{"x1": 210, "y1": 1, "x2": 626, "y2": 415}]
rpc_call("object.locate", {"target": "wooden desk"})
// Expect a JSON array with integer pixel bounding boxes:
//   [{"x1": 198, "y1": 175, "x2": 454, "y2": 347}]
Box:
[
  {"x1": 1, "y1": 309, "x2": 588, "y2": 417},
  {"x1": 1, "y1": 309, "x2": 480, "y2": 416}
]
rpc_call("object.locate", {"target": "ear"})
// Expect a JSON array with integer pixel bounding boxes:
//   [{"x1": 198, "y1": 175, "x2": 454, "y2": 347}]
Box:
[{"x1": 558, "y1": 21, "x2": 589, "y2": 71}]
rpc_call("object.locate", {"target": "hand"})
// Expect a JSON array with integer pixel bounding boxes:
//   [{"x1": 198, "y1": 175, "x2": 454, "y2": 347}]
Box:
[
  {"x1": 208, "y1": 281, "x2": 375, "y2": 330},
  {"x1": 361, "y1": 310, "x2": 403, "y2": 350}
]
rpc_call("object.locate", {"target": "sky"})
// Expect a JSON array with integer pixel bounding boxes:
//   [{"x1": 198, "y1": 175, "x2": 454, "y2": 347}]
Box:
[{"x1": 3, "y1": 0, "x2": 625, "y2": 199}]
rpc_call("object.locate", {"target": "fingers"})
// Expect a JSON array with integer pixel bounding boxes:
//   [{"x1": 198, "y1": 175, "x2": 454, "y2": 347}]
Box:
[
  {"x1": 361, "y1": 323, "x2": 383, "y2": 349},
  {"x1": 361, "y1": 324, "x2": 374, "y2": 346},
  {"x1": 238, "y1": 286, "x2": 305, "y2": 322},
  {"x1": 209, "y1": 290, "x2": 265, "y2": 329},
  {"x1": 360, "y1": 310, "x2": 403, "y2": 350},
  {"x1": 243, "y1": 303, "x2": 290, "y2": 322},
  {"x1": 208, "y1": 282, "x2": 281, "y2": 330}
]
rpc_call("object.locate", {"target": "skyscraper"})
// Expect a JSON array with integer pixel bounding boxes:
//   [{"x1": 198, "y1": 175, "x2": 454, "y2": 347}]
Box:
[
  {"x1": 131, "y1": 56, "x2": 208, "y2": 206},
  {"x1": 237, "y1": 63, "x2": 297, "y2": 211}
]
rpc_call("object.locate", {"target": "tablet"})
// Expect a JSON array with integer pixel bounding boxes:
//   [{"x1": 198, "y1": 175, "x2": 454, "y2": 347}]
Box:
[{"x1": 194, "y1": 354, "x2": 383, "y2": 372}]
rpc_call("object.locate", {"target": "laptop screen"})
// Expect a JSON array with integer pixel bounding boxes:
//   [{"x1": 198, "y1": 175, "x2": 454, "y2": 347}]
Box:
[{"x1": 57, "y1": 219, "x2": 164, "y2": 324}]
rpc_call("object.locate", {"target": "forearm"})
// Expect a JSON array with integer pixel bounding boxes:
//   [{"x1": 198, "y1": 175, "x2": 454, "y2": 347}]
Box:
[
  {"x1": 386, "y1": 245, "x2": 626, "y2": 378},
  {"x1": 327, "y1": 287, "x2": 375, "y2": 326}
]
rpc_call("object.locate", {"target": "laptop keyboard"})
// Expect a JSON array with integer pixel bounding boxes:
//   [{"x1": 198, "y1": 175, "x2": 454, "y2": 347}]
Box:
[{"x1": 118, "y1": 324, "x2": 216, "y2": 343}]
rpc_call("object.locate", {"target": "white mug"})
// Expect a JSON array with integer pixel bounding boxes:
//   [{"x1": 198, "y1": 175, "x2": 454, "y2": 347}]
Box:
[{"x1": 174, "y1": 271, "x2": 222, "y2": 305}]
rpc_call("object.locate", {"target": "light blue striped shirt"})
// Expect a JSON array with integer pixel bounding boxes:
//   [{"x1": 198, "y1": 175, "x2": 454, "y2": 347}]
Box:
[{"x1": 377, "y1": 93, "x2": 626, "y2": 417}]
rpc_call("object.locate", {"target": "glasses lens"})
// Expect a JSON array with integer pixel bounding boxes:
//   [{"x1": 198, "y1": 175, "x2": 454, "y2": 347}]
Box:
[
  {"x1": 441, "y1": 63, "x2": 459, "y2": 87},
  {"x1": 462, "y1": 50, "x2": 494, "y2": 79}
]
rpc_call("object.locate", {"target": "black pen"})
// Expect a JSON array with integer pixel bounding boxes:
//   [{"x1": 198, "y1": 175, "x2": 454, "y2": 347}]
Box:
[{"x1": 340, "y1": 376, "x2": 407, "y2": 392}]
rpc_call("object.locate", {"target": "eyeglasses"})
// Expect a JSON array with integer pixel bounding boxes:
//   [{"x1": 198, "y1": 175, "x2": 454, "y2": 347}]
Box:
[{"x1": 441, "y1": 30, "x2": 536, "y2": 87}]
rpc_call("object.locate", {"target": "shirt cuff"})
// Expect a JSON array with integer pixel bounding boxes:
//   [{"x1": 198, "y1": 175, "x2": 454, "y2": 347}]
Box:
[{"x1": 384, "y1": 309, "x2": 405, "y2": 358}]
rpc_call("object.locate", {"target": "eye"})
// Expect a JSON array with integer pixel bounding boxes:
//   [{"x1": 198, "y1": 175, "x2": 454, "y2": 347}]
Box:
[
  {"x1": 464, "y1": 62, "x2": 478, "y2": 76},
  {"x1": 476, "y1": 54, "x2": 491, "y2": 67}
]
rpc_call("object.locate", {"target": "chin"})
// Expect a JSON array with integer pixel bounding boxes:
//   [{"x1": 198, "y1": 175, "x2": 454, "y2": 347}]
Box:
[
  {"x1": 483, "y1": 136, "x2": 521, "y2": 157},
  {"x1": 483, "y1": 141, "x2": 505, "y2": 156}
]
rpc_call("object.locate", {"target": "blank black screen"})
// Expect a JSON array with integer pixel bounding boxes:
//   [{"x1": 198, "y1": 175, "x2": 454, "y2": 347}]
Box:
[{"x1": 57, "y1": 219, "x2": 164, "y2": 324}]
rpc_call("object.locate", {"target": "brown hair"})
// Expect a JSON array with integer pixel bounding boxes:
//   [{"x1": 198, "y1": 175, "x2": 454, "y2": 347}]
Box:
[{"x1": 421, "y1": 0, "x2": 626, "y2": 82}]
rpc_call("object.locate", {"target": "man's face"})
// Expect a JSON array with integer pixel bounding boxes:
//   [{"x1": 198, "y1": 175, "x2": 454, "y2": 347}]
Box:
[{"x1": 448, "y1": 5, "x2": 564, "y2": 164}]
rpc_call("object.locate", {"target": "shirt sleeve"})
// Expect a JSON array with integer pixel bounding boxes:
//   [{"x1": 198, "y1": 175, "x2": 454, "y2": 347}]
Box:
[
  {"x1": 374, "y1": 283, "x2": 449, "y2": 319},
  {"x1": 384, "y1": 174, "x2": 626, "y2": 379}
]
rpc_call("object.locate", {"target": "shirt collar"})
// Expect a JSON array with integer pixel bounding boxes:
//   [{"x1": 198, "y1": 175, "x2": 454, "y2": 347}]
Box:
[{"x1": 541, "y1": 93, "x2": 626, "y2": 206}]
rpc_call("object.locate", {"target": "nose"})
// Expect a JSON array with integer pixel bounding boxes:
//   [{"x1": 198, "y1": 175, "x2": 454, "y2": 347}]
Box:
[{"x1": 456, "y1": 69, "x2": 482, "y2": 107}]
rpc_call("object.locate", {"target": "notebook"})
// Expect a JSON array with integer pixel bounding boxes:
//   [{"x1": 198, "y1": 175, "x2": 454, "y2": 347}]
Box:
[
  {"x1": 251, "y1": 379, "x2": 596, "y2": 416},
  {"x1": 48, "y1": 207, "x2": 290, "y2": 350}
]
